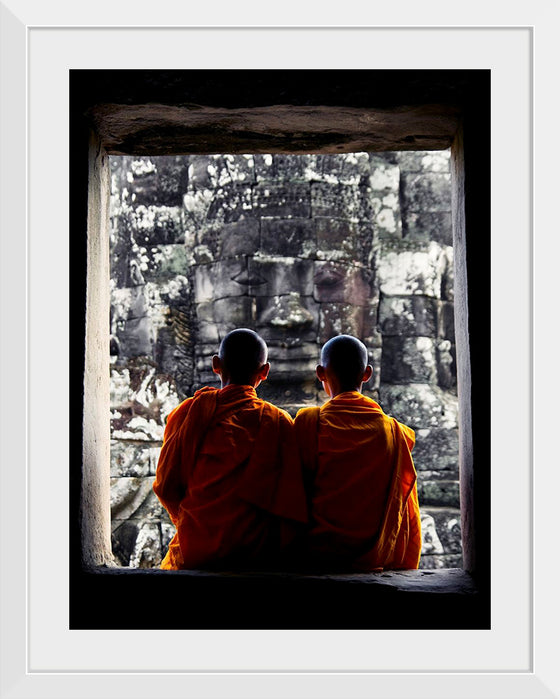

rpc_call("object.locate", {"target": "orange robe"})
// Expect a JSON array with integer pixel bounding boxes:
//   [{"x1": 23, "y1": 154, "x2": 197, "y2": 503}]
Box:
[
  {"x1": 294, "y1": 391, "x2": 421, "y2": 571},
  {"x1": 153, "y1": 384, "x2": 307, "y2": 570}
]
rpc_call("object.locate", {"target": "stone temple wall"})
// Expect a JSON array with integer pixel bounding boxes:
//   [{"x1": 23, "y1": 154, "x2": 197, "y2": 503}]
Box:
[{"x1": 109, "y1": 151, "x2": 461, "y2": 569}]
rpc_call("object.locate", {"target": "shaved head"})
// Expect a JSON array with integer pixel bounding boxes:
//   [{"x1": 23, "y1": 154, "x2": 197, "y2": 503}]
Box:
[
  {"x1": 320, "y1": 334, "x2": 369, "y2": 391},
  {"x1": 218, "y1": 328, "x2": 268, "y2": 385}
]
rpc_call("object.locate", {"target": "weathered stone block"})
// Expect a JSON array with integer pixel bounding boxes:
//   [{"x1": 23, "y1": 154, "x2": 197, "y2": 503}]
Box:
[
  {"x1": 192, "y1": 240, "x2": 216, "y2": 264},
  {"x1": 368, "y1": 162, "x2": 400, "y2": 190},
  {"x1": 190, "y1": 154, "x2": 256, "y2": 189},
  {"x1": 127, "y1": 157, "x2": 188, "y2": 207},
  {"x1": 128, "y1": 521, "x2": 163, "y2": 569},
  {"x1": 212, "y1": 296, "x2": 254, "y2": 327},
  {"x1": 110, "y1": 287, "x2": 146, "y2": 326},
  {"x1": 110, "y1": 441, "x2": 159, "y2": 478},
  {"x1": 379, "y1": 384, "x2": 458, "y2": 429},
  {"x1": 315, "y1": 152, "x2": 372, "y2": 185},
  {"x1": 194, "y1": 258, "x2": 247, "y2": 302},
  {"x1": 311, "y1": 182, "x2": 366, "y2": 221},
  {"x1": 396, "y1": 150, "x2": 450, "y2": 174},
  {"x1": 133, "y1": 489, "x2": 167, "y2": 521},
  {"x1": 188, "y1": 156, "x2": 220, "y2": 189},
  {"x1": 195, "y1": 300, "x2": 214, "y2": 323},
  {"x1": 119, "y1": 316, "x2": 154, "y2": 357},
  {"x1": 110, "y1": 363, "x2": 179, "y2": 435},
  {"x1": 157, "y1": 275, "x2": 191, "y2": 306},
  {"x1": 258, "y1": 380, "x2": 317, "y2": 412},
  {"x1": 183, "y1": 188, "x2": 215, "y2": 237},
  {"x1": 253, "y1": 153, "x2": 275, "y2": 181},
  {"x1": 128, "y1": 205, "x2": 184, "y2": 246},
  {"x1": 109, "y1": 232, "x2": 131, "y2": 287},
  {"x1": 265, "y1": 342, "x2": 319, "y2": 381},
  {"x1": 206, "y1": 185, "x2": 253, "y2": 223},
  {"x1": 420, "y1": 512, "x2": 444, "y2": 555},
  {"x1": 318, "y1": 303, "x2": 365, "y2": 342},
  {"x1": 364, "y1": 346, "x2": 382, "y2": 392},
  {"x1": 218, "y1": 219, "x2": 260, "y2": 257},
  {"x1": 155, "y1": 324, "x2": 194, "y2": 396},
  {"x1": 422, "y1": 507, "x2": 462, "y2": 554},
  {"x1": 379, "y1": 295, "x2": 438, "y2": 337},
  {"x1": 417, "y1": 467, "x2": 460, "y2": 482},
  {"x1": 256, "y1": 294, "x2": 318, "y2": 341},
  {"x1": 381, "y1": 336, "x2": 438, "y2": 384},
  {"x1": 261, "y1": 218, "x2": 315, "y2": 257},
  {"x1": 111, "y1": 520, "x2": 140, "y2": 566},
  {"x1": 143, "y1": 244, "x2": 189, "y2": 281},
  {"x1": 194, "y1": 342, "x2": 218, "y2": 365},
  {"x1": 313, "y1": 261, "x2": 372, "y2": 305},
  {"x1": 417, "y1": 479, "x2": 460, "y2": 508},
  {"x1": 248, "y1": 257, "x2": 314, "y2": 297},
  {"x1": 418, "y1": 553, "x2": 463, "y2": 569},
  {"x1": 315, "y1": 218, "x2": 360, "y2": 261},
  {"x1": 111, "y1": 413, "x2": 165, "y2": 442},
  {"x1": 219, "y1": 154, "x2": 256, "y2": 185},
  {"x1": 128, "y1": 258, "x2": 146, "y2": 286},
  {"x1": 253, "y1": 183, "x2": 311, "y2": 218},
  {"x1": 413, "y1": 428, "x2": 459, "y2": 471},
  {"x1": 436, "y1": 339, "x2": 456, "y2": 390},
  {"x1": 361, "y1": 305, "x2": 382, "y2": 345},
  {"x1": 375, "y1": 202, "x2": 401, "y2": 235},
  {"x1": 110, "y1": 477, "x2": 155, "y2": 522},
  {"x1": 272, "y1": 154, "x2": 319, "y2": 181},
  {"x1": 401, "y1": 172, "x2": 452, "y2": 213},
  {"x1": 436, "y1": 300, "x2": 455, "y2": 341},
  {"x1": 376, "y1": 240, "x2": 446, "y2": 297},
  {"x1": 440, "y1": 247, "x2": 455, "y2": 301},
  {"x1": 196, "y1": 319, "x2": 220, "y2": 343},
  {"x1": 403, "y1": 211, "x2": 452, "y2": 245}
]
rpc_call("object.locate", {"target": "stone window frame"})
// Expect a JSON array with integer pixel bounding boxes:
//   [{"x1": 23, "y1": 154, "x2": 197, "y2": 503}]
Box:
[{"x1": 70, "y1": 69, "x2": 490, "y2": 629}]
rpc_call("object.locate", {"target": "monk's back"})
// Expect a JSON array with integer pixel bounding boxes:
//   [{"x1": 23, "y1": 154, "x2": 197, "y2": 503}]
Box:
[
  {"x1": 315, "y1": 393, "x2": 396, "y2": 542},
  {"x1": 154, "y1": 384, "x2": 307, "y2": 570},
  {"x1": 295, "y1": 391, "x2": 419, "y2": 570}
]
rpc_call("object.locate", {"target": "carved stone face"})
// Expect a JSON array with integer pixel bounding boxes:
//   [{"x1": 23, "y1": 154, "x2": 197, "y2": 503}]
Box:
[
  {"x1": 180, "y1": 153, "x2": 396, "y2": 410},
  {"x1": 188, "y1": 226, "x2": 377, "y2": 411}
]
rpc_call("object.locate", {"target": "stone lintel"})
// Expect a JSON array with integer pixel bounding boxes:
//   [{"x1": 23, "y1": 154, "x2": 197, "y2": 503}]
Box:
[{"x1": 90, "y1": 103, "x2": 460, "y2": 155}]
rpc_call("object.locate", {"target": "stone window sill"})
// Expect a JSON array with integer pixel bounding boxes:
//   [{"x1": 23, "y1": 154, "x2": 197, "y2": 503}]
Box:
[{"x1": 72, "y1": 566, "x2": 488, "y2": 630}]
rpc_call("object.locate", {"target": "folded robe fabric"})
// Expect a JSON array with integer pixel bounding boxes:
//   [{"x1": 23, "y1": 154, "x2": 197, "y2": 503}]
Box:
[
  {"x1": 153, "y1": 384, "x2": 307, "y2": 570},
  {"x1": 294, "y1": 391, "x2": 421, "y2": 571}
]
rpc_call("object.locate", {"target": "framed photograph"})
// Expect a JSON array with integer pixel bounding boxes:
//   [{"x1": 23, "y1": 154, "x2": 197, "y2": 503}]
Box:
[{"x1": 1, "y1": 4, "x2": 555, "y2": 697}]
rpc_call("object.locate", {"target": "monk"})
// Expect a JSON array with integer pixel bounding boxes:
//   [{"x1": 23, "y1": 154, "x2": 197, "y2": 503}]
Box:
[
  {"x1": 153, "y1": 328, "x2": 307, "y2": 570},
  {"x1": 294, "y1": 334, "x2": 421, "y2": 572}
]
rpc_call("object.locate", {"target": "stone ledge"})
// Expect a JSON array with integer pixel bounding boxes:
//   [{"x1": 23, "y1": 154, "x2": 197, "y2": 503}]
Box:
[
  {"x1": 74, "y1": 566, "x2": 488, "y2": 630},
  {"x1": 89, "y1": 565, "x2": 477, "y2": 595}
]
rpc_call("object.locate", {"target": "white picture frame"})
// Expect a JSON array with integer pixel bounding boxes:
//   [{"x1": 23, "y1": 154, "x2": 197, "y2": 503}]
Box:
[{"x1": 1, "y1": 3, "x2": 556, "y2": 697}]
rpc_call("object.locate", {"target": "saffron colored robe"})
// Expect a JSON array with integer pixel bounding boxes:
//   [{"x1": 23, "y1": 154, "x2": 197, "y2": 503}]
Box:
[
  {"x1": 153, "y1": 384, "x2": 307, "y2": 570},
  {"x1": 294, "y1": 391, "x2": 421, "y2": 571}
]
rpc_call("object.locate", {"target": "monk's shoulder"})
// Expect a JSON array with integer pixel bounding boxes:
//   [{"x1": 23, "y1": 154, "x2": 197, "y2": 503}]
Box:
[
  {"x1": 295, "y1": 406, "x2": 317, "y2": 419},
  {"x1": 294, "y1": 405, "x2": 321, "y2": 426},
  {"x1": 164, "y1": 396, "x2": 194, "y2": 429},
  {"x1": 388, "y1": 415, "x2": 415, "y2": 449},
  {"x1": 259, "y1": 399, "x2": 294, "y2": 426}
]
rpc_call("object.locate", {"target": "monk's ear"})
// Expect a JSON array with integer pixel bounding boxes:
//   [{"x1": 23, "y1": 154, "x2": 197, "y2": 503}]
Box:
[
  {"x1": 258, "y1": 362, "x2": 270, "y2": 382},
  {"x1": 211, "y1": 355, "x2": 222, "y2": 375},
  {"x1": 363, "y1": 364, "x2": 373, "y2": 383},
  {"x1": 316, "y1": 364, "x2": 326, "y2": 382}
]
